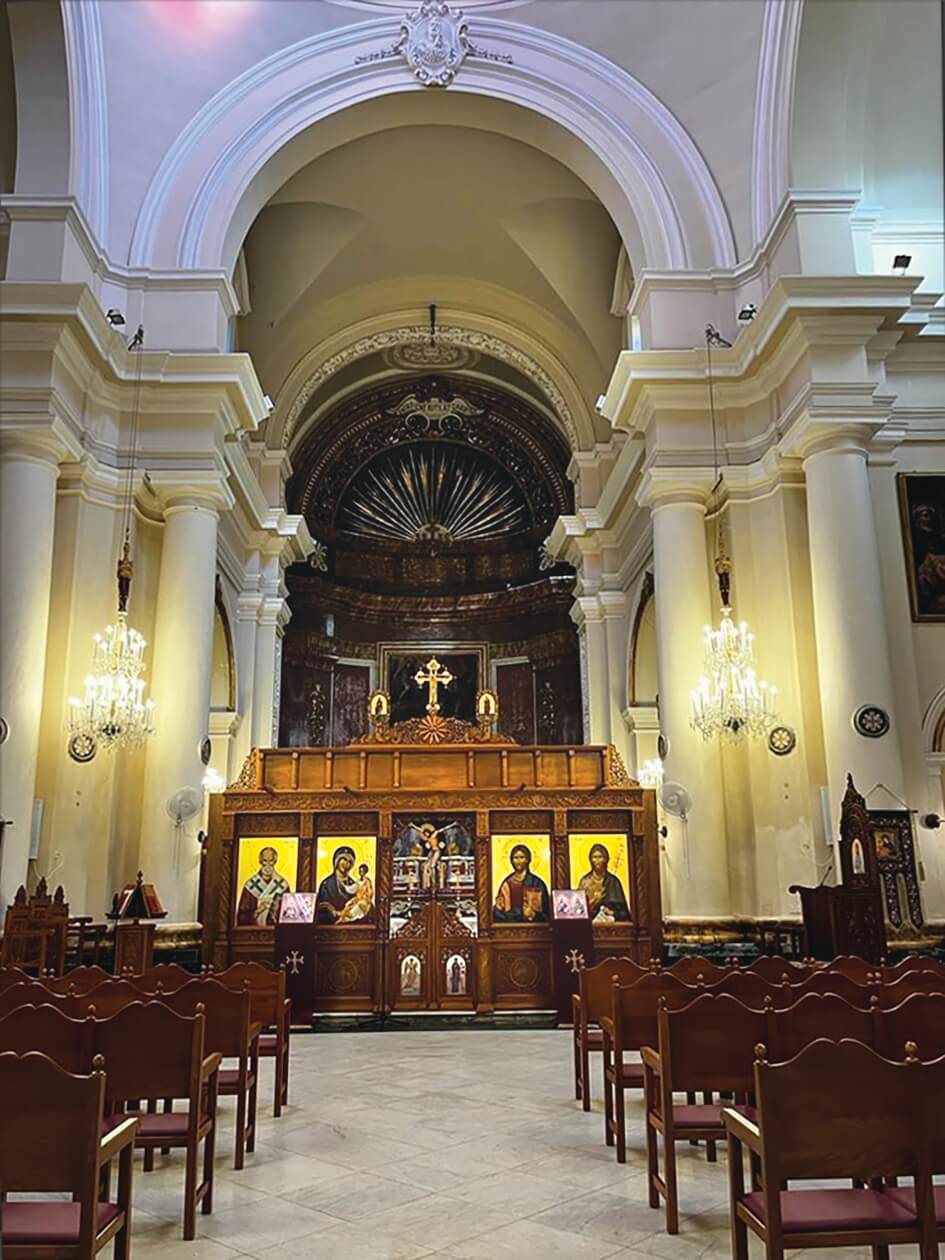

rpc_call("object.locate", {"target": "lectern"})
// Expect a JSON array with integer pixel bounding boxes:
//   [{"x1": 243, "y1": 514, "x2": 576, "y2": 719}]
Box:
[{"x1": 791, "y1": 776, "x2": 887, "y2": 963}]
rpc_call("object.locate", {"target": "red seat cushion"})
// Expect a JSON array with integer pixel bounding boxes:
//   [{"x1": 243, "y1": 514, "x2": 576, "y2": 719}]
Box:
[
  {"x1": 886, "y1": 1186, "x2": 945, "y2": 1225},
  {"x1": 218, "y1": 1068, "x2": 255, "y2": 1090},
  {"x1": 670, "y1": 1102, "x2": 756, "y2": 1131},
  {"x1": 136, "y1": 1111, "x2": 194, "y2": 1139},
  {"x1": 258, "y1": 1034, "x2": 279, "y2": 1054},
  {"x1": 583, "y1": 1028, "x2": 604, "y2": 1049},
  {"x1": 620, "y1": 1061, "x2": 645, "y2": 1085},
  {"x1": 1, "y1": 1202, "x2": 122, "y2": 1245},
  {"x1": 742, "y1": 1189, "x2": 919, "y2": 1232}
]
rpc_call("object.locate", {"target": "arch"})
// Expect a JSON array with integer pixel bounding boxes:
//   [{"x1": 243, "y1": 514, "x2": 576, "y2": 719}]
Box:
[
  {"x1": 750, "y1": 0, "x2": 802, "y2": 246},
  {"x1": 272, "y1": 307, "x2": 595, "y2": 453},
  {"x1": 5, "y1": 0, "x2": 108, "y2": 241},
  {"x1": 628, "y1": 571, "x2": 657, "y2": 707},
  {"x1": 211, "y1": 579, "x2": 236, "y2": 712},
  {"x1": 923, "y1": 687, "x2": 945, "y2": 756},
  {"x1": 129, "y1": 18, "x2": 736, "y2": 275}
]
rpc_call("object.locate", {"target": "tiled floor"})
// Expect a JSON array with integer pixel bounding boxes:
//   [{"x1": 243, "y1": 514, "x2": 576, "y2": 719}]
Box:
[{"x1": 125, "y1": 1029, "x2": 875, "y2": 1259}]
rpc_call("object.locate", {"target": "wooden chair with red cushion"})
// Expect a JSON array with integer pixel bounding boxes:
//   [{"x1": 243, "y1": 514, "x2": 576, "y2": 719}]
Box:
[
  {"x1": 0, "y1": 1005, "x2": 95, "y2": 1074},
  {"x1": 747, "y1": 956, "x2": 812, "y2": 984},
  {"x1": 724, "y1": 1038, "x2": 942, "y2": 1260},
  {"x1": 132, "y1": 963, "x2": 195, "y2": 991},
  {"x1": 0, "y1": 965, "x2": 32, "y2": 992},
  {"x1": 666, "y1": 955, "x2": 732, "y2": 985},
  {"x1": 643, "y1": 993, "x2": 770, "y2": 1233},
  {"x1": 43, "y1": 966, "x2": 113, "y2": 996},
  {"x1": 160, "y1": 979, "x2": 261, "y2": 1169},
  {"x1": 211, "y1": 961, "x2": 292, "y2": 1116},
  {"x1": 821, "y1": 954, "x2": 878, "y2": 983},
  {"x1": 876, "y1": 971, "x2": 945, "y2": 1008},
  {"x1": 786, "y1": 970, "x2": 871, "y2": 1006},
  {"x1": 880, "y1": 955, "x2": 945, "y2": 983},
  {"x1": 881, "y1": 992, "x2": 945, "y2": 1061},
  {"x1": 92, "y1": 1001, "x2": 220, "y2": 1240},
  {"x1": 767, "y1": 991, "x2": 881, "y2": 1062},
  {"x1": 74, "y1": 979, "x2": 150, "y2": 1019},
  {"x1": 0, "y1": 1050, "x2": 138, "y2": 1260},
  {"x1": 571, "y1": 956, "x2": 648, "y2": 1111},
  {"x1": 600, "y1": 971, "x2": 701, "y2": 1163},
  {"x1": 0, "y1": 982, "x2": 80, "y2": 1019},
  {"x1": 700, "y1": 970, "x2": 779, "y2": 1007}
]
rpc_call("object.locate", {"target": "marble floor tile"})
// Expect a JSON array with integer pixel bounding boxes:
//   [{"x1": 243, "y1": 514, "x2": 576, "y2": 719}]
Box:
[{"x1": 71, "y1": 1027, "x2": 893, "y2": 1260}]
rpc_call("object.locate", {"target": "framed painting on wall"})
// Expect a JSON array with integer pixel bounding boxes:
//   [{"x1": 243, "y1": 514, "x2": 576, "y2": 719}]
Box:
[
  {"x1": 568, "y1": 834, "x2": 632, "y2": 922},
  {"x1": 490, "y1": 834, "x2": 551, "y2": 923},
  {"x1": 897, "y1": 473, "x2": 945, "y2": 621},
  {"x1": 315, "y1": 836, "x2": 377, "y2": 925},
  {"x1": 235, "y1": 837, "x2": 298, "y2": 927},
  {"x1": 380, "y1": 643, "x2": 486, "y2": 723}
]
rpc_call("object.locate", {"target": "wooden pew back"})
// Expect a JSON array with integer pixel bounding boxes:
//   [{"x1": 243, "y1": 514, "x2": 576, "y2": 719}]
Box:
[
  {"x1": 0, "y1": 1005, "x2": 94, "y2": 1074},
  {"x1": 659, "y1": 993, "x2": 769, "y2": 1093},
  {"x1": 92, "y1": 1001, "x2": 205, "y2": 1106}
]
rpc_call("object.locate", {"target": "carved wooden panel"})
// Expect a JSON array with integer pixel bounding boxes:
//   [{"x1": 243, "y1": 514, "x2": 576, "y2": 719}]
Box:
[
  {"x1": 568, "y1": 810, "x2": 632, "y2": 832},
  {"x1": 314, "y1": 943, "x2": 377, "y2": 1010},
  {"x1": 332, "y1": 663, "x2": 371, "y2": 747},
  {"x1": 492, "y1": 944, "x2": 553, "y2": 1008},
  {"x1": 237, "y1": 814, "x2": 301, "y2": 836},
  {"x1": 496, "y1": 661, "x2": 535, "y2": 745},
  {"x1": 490, "y1": 810, "x2": 553, "y2": 832},
  {"x1": 535, "y1": 659, "x2": 582, "y2": 745},
  {"x1": 315, "y1": 812, "x2": 378, "y2": 835}
]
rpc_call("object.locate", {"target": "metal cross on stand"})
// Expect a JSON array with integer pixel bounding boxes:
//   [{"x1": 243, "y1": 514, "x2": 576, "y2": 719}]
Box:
[
  {"x1": 414, "y1": 656, "x2": 453, "y2": 715},
  {"x1": 285, "y1": 950, "x2": 304, "y2": 976}
]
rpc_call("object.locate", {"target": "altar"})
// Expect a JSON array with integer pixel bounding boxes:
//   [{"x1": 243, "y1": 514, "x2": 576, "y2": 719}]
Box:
[{"x1": 203, "y1": 671, "x2": 661, "y2": 1018}]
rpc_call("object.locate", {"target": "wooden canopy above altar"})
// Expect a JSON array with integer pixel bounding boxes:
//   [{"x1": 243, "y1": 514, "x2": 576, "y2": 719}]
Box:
[{"x1": 204, "y1": 738, "x2": 661, "y2": 1016}]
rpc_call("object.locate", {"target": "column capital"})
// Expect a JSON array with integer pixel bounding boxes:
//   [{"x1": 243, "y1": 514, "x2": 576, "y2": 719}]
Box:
[
  {"x1": 780, "y1": 412, "x2": 881, "y2": 465},
  {"x1": 570, "y1": 595, "x2": 606, "y2": 629},
  {"x1": 148, "y1": 471, "x2": 235, "y2": 517},
  {"x1": 636, "y1": 466, "x2": 717, "y2": 512},
  {"x1": 0, "y1": 422, "x2": 81, "y2": 468}
]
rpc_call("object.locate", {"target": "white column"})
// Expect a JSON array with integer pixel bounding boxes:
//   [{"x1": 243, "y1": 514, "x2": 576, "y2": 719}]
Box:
[
  {"x1": 0, "y1": 436, "x2": 61, "y2": 907},
  {"x1": 138, "y1": 498, "x2": 220, "y2": 919},
  {"x1": 802, "y1": 433, "x2": 905, "y2": 821},
  {"x1": 601, "y1": 592, "x2": 631, "y2": 758},
  {"x1": 572, "y1": 598, "x2": 609, "y2": 744},
  {"x1": 251, "y1": 596, "x2": 289, "y2": 749},
  {"x1": 643, "y1": 474, "x2": 730, "y2": 917}
]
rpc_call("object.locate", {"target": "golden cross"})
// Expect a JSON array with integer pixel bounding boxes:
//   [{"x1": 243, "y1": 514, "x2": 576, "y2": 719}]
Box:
[{"x1": 414, "y1": 656, "x2": 453, "y2": 715}]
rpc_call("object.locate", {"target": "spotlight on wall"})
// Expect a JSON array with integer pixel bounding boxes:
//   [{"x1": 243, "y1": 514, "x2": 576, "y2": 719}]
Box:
[
  {"x1": 892, "y1": 254, "x2": 912, "y2": 274},
  {"x1": 920, "y1": 812, "x2": 942, "y2": 830},
  {"x1": 737, "y1": 304, "x2": 757, "y2": 323},
  {"x1": 263, "y1": 394, "x2": 275, "y2": 414},
  {"x1": 106, "y1": 309, "x2": 126, "y2": 327},
  {"x1": 595, "y1": 394, "x2": 607, "y2": 414}
]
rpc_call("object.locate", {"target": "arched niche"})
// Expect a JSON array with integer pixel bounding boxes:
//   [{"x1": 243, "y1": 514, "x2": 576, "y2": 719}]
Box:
[
  {"x1": 210, "y1": 582, "x2": 236, "y2": 713},
  {"x1": 628, "y1": 572, "x2": 657, "y2": 707}
]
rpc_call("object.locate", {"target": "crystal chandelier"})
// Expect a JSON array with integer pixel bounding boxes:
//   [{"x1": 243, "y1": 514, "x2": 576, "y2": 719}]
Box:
[
  {"x1": 67, "y1": 327, "x2": 156, "y2": 761},
  {"x1": 689, "y1": 326, "x2": 778, "y2": 743}
]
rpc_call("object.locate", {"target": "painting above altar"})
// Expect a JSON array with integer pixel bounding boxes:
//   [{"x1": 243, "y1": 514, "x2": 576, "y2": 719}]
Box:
[{"x1": 382, "y1": 644, "x2": 485, "y2": 723}]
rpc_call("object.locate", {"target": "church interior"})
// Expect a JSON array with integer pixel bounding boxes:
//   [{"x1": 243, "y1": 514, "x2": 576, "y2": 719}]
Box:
[{"x1": 1, "y1": 0, "x2": 944, "y2": 1256}]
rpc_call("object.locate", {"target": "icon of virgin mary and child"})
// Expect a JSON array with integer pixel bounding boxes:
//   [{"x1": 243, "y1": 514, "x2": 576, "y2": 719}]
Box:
[{"x1": 316, "y1": 845, "x2": 375, "y2": 924}]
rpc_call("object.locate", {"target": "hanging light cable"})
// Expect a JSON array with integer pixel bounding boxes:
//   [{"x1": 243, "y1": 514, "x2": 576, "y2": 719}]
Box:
[
  {"x1": 67, "y1": 326, "x2": 156, "y2": 761},
  {"x1": 690, "y1": 325, "x2": 778, "y2": 742}
]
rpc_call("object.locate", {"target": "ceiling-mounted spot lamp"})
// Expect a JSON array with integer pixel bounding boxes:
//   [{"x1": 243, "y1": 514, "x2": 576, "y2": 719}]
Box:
[
  {"x1": 690, "y1": 325, "x2": 779, "y2": 743},
  {"x1": 892, "y1": 254, "x2": 912, "y2": 274}
]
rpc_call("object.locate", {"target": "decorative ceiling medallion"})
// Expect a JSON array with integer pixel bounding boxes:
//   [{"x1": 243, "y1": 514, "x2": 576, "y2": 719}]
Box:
[
  {"x1": 853, "y1": 704, "x2": 891, "y2": 739},
  {"x1": 768, "y1": 725, "x2": 796, "y2": 756},
  {"x1": 338, "y1": 441, "x2": 529, "y2": 543},
  {"x1": 356, "y1": 1, "x2": 513, "y2": 88},
  {"x1": 384, "y1": 342, "x2": 479, "y2": 372},
  {"x1": 68, "y1": 733, "x2": 97, "y2": 764},
  {"x1": 199, "y1": 736, "x2": 212, "y2": 766}
]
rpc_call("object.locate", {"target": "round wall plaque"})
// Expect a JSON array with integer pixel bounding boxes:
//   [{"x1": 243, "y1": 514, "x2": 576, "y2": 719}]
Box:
[
  {"x1": 68, "y1": 733, "x2": 97, "y2": 763},
  {"x1": 657, "y1": 733, "x2": 669, "y2": 760},
  {"x1": 199, "y1": 736, "x2": 212, "y2": 766},
  {"x1": 0, "y1": 716, "x2": 8, "y2": 745},
  {"x1": 768, "y1": 725, "x2": 796, "y2": 756},
  {"x1": 853, "y1": 705, "x2": 890, "y2": 739}
]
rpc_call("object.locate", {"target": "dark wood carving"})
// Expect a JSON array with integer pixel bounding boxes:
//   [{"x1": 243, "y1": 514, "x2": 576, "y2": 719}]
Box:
[
  {"x1": 331, "y1": 663, "x2": 370, "y2": 746},
  {"x1": 495, "y1": 661, "x2": 535, "y2": 745}
]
